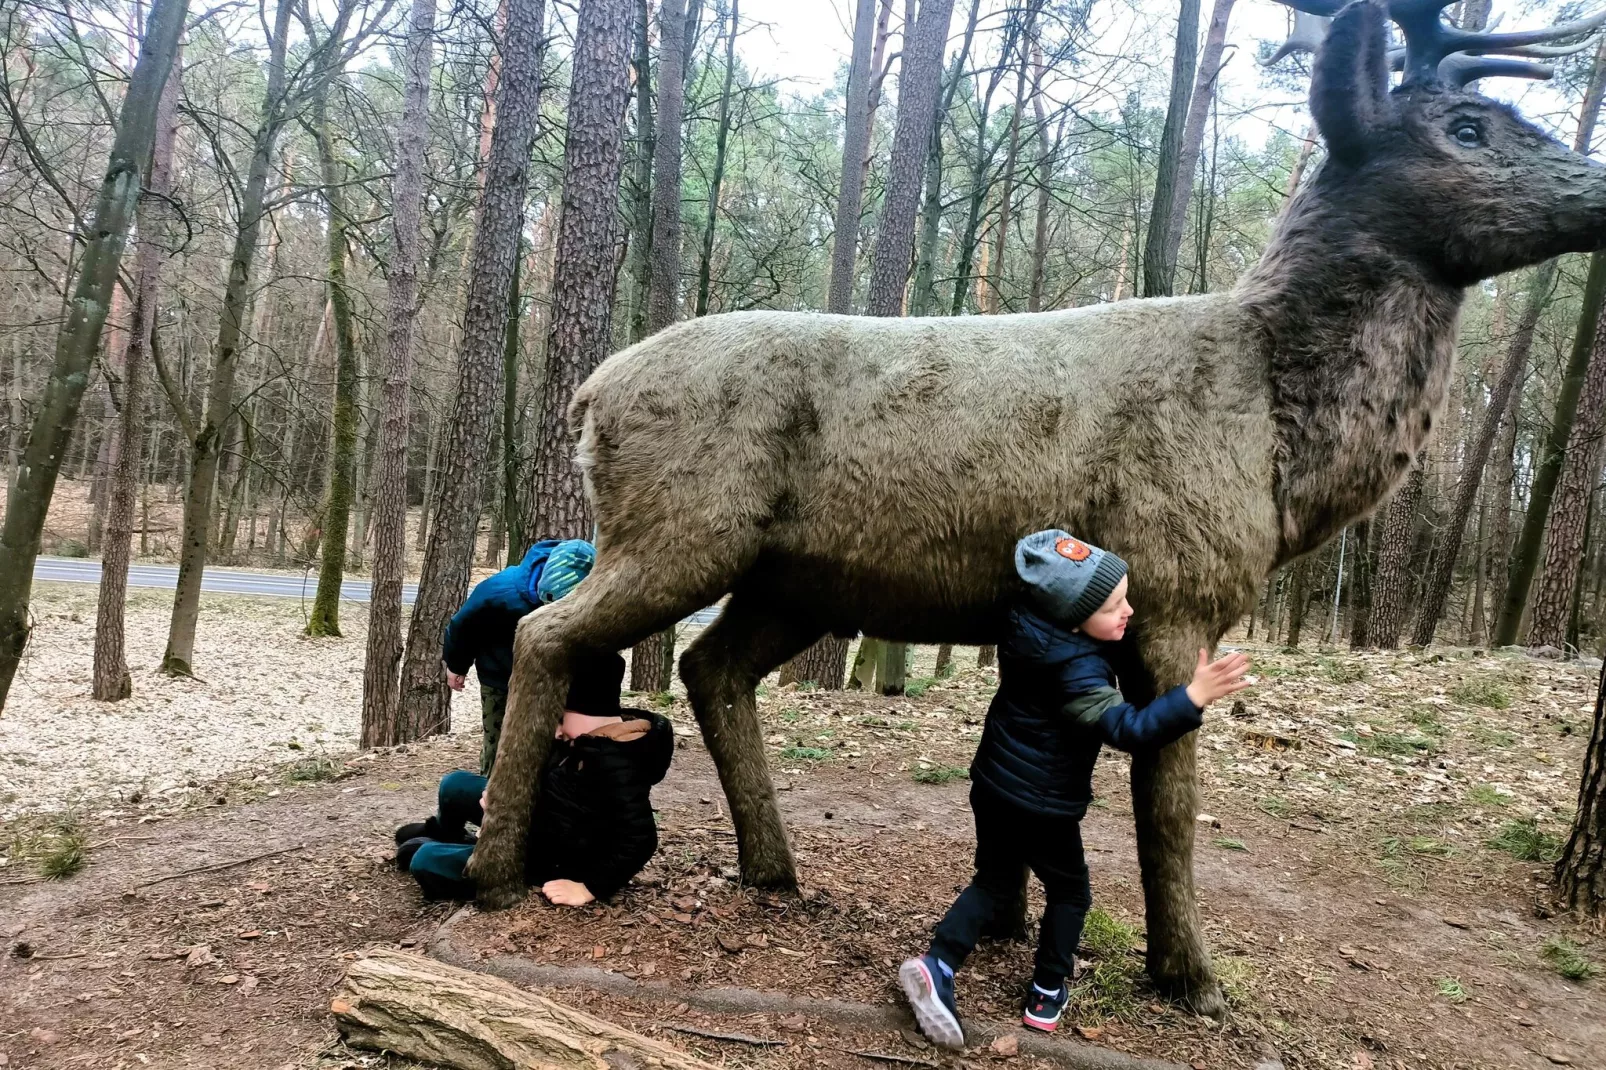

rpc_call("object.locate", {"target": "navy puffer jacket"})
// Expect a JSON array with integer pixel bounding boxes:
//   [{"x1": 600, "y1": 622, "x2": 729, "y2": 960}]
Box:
[{"x1": 970, "y1": 606, "x2": 1202, "y2": 818}]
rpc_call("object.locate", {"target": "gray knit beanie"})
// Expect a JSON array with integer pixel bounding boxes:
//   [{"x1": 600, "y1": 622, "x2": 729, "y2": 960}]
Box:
[{"x1": 1015, "y1": 529, "x2": 1129, "y2": 627}]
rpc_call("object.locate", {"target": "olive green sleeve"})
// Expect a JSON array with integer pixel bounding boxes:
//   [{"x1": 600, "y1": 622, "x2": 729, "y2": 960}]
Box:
[{"x1": 1061, "y1": 686, "x2": 1125, "y2": 729}]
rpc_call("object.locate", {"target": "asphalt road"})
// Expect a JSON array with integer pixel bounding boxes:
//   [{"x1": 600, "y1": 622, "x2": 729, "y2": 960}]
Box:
[{"x1": 33, "y1": 556, "x2": 722, "y2": 625}]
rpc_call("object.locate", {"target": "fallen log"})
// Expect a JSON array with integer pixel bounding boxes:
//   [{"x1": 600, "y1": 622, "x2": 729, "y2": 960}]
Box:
[{"x1": 331, "y1": 948, "x2": 722, "y2": 1070}]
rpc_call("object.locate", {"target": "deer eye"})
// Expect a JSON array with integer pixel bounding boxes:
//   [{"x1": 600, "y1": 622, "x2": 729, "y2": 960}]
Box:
[{"x1": 1451, "y1": 122, "x2": 1483, "y2": 147}]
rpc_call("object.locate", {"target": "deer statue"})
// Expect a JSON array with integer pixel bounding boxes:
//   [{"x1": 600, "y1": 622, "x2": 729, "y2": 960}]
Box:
[{"x1": 468, "y1": 0, "x2": 1606, "y2": 1016}]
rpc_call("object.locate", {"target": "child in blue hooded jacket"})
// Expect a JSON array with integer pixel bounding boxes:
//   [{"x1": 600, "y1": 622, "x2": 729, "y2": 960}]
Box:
[
  {"x1": 442, "y1": 538, "x2": 596, "y2": 774},
  {"x1": 899, "y1": 530, "x2": 1250, "y2": 1046}
]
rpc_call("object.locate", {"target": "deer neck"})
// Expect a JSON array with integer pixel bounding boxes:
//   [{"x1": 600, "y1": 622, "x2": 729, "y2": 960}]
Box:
[{"x1": 1235, "y1": 189, "x2": 1463, "y2": 562}]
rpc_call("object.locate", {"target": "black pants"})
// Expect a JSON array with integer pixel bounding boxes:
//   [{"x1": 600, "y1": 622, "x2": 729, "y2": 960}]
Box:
[{"x1": 929, "y1": 784, "x2": 1092, "y2": 990}]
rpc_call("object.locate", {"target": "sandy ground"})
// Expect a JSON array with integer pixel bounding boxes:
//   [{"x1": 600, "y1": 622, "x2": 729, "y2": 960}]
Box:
[{"x1": 0, "y1": 584, "x2": 482, "y2": 823}]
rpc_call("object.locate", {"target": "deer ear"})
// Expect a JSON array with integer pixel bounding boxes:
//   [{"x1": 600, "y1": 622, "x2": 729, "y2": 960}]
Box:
[{"x1": 1311, "y1": 0, "x2": 1393, "y2": 166}]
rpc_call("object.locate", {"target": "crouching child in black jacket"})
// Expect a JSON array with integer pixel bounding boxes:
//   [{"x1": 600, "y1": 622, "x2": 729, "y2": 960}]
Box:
[
  {"x1": 899, "y1": 530, "x2": 1250, "y2": 1046},
  {"x1": 395, "y1": 651, "x2": 673, "y2": 906}
]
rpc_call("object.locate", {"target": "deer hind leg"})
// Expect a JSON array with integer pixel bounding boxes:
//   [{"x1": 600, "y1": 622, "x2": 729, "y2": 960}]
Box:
[
  {"x1": 467, "y1": 555, "x2": 714, "y2": 909},
  {"x1": 680, "y1": 592, "x2": 823, "y2": 889},
  {"x1": 1117, "y1": 624, "x2": 1225, "y2": 1019}
]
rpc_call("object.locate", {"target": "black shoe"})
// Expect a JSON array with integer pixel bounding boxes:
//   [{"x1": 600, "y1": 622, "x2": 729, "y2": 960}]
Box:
[
  {"x1": 1022, "y1": 982, "x2": 1069, "y2": 1033},
  {"x1": 395, "y1": 815, "x2": 468, "y2": 847},
  {"x1": 396, "y1": 835, "x2": 430, "y2": 872}
]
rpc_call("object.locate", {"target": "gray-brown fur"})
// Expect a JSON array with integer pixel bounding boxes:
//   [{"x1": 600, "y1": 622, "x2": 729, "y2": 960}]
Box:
[{"x1": 469, "y1": 0, "x2": 1606, "y2": 1016}]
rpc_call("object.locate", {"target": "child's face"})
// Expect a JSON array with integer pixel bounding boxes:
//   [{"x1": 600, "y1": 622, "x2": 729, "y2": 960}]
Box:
[{"x1": 1077, "y1": 576, "x2": 1132, "y2": 641}]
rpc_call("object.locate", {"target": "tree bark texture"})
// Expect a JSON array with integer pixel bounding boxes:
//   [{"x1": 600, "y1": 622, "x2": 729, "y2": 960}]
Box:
[
  {"x1": 1139, "y1": 0, "x2": 1200, "y2": 298},
  {"x1": 1493, "y1": 48, "x2": 1606, "y2": 646},
  {"x1": 625, "y1": 0, "x2": 655, "y2": 344},
  {"x1": 1367, "y1": 461, "x2": 1426, "y2": 648},
  {"x1": 362, "y1": 0, "x2": 438, "y2": 748},
  {"x1": 92, "y1": 50, "x2": 183, "y2": 703},
  {"x1": 1498, "y1": 252, "x2": 1606, "y2": 645},
  {"x1": 0, "y1": 0, "x2": 190, "y2": 711},
  {"x1": 631, "y1": 0, "x2": 695, "y2": 692},
  {"x1": 865, "y1": 0, "x2": 957, "y2": 318},
  {"x1": 1347, "y1": 518, "x2": 1373, "y2": 649},
  {"x1": 1160, "y1": 0, "x2": 1234, "y2": 281},
  {"x1": 306, "y1": 52, "x2": 362, "y2": 638},
  {"x1": 332, "y1": 949, "x2": 722, "y2": 1070},
  {"x1": 1284, "y1": 555, "x2": 1312, "y2": 648},
  {"x1": 530, "y1": 0, "x2": 634, "y2": 542},
  {"x1": 161, "y1": 0, "x2": 293, "y2": 677},
  {"x1": 647, "y1": 0, "x2": 688, "y2": 332},
  {"x1": 692, "y1": 0, "x2": 738, "y2": 318},
  {"x1": 1528, "y1": 298, "x2": 1606, "y2": 652},
  {"x1": 1410, "y1": 260, "x2": 1556, "y2": 647},
  {"x1": 1555, "y1": 657, "x2": 1606, "y2": 917},
  {"x1": 827, "y1": 0, "x2": 881, "y2": 315},
  {"x1": 399, "y1": 0, "x2": 546, "y2": 738},
  {"x1": 501, "y1": 248, "x2": 525, "y2": 564}
]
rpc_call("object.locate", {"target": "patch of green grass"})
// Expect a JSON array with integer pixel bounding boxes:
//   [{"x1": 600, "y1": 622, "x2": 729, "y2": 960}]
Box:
[
  {"x1": 1257, "y1": 796, "x2": 1292, "y2": 819},
  {"x1": 856, "y1": 715, "x2": 891, "y2": 728},
  {"x1": 1079, "y1": 908, "x2": 1139, "y2": 959},
  {"x1": 755, "y1": 684, "x2": 771, "y2": 699},
  {"x1": 1452, "y1": 677, "x2": 1512, "y2": 709},
  {"x1": 1215, "y1": 954, "x2": 1257, "y2": 1008},
  {"x1": 911, "y1": 765, "x2": 968, "y2": 785},
  {"x1": 651, "y1": 691, "x2": 675, "y2": 708},
  {"x1": 1468, "y1": 784, "x2": 1509, "y2": 807},
  {"x1": 1364, "y1": 731, "x2": 1436, "y2": 758},
  {"x1": 1472, "y1": 724, "x2": 1518, "y2": 748},
  {"x1": 287, "y1": 756, "x2": 342, "y2": 782},
  {"x1": 1435, "y1": 977, "x2": 1468, "y2": 1003},
  {"x1": 935, "y1": 658, "x2": 956, "y2": 679},
  {"x1": 778, "y1": 708, "x2": 802, "y2": 723},
  {"x1": 9, "y1": 819, "x2": 89, "y2": 880},
  {"x1": 1405, "y1": 706, "x2": 1448, "y2": 736},
  {"x1": 56, "y1": 539, "x2": 89, "y2": 558},
  {"x1": 796, "y1": 680, "x2": 819, "y2": 692},
  {"x1": 1487, "y1": 818, "x2": 1561, "y2": 862},
  {"x1": 1065, "y1": 957, "x2": 1143, "y2": 1023},
  {"x1": 1214, "y1": 837, "x2": 1248, "y2": 851},
  {"x1": 1320, "y1": 658, "x2": 1369, "y2": 684},
  {"x1": 1380, "y1": 835, "x2": 1457, "y2": 860},
  {"x1": 904, "y1": 677, "x2": 938, "y2": 698},
  {"x1": 1540, "y1": 937, "x2": 1598, "y2": 982},
  {"x1": 779, "y1": 746, "x2": 831, "y2": 762}
]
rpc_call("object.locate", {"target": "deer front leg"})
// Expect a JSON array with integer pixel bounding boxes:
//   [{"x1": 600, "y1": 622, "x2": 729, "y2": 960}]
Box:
[{"x1": 1123, "y1": 626, "x2": 1224, "y2": 1018}]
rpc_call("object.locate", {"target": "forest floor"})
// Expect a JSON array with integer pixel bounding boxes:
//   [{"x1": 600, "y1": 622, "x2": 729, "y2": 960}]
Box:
[{"x1": 2, "y1": 586, "x2": 1604, "y2": 1070}]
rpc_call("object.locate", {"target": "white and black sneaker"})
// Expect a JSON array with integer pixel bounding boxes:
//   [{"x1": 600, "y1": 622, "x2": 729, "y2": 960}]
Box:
[
  {"x1": 1021, "y1": 982, "x2": 1068, "y2": 1033},
  {"x1": 898, "y1": 955, "x2": 965, "y2": 1049}
]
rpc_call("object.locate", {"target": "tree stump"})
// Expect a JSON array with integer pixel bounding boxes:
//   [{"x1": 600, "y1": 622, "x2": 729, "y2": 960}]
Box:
[{"x1": 332, "y1": 948, "x2": 721, "y2": 1070}]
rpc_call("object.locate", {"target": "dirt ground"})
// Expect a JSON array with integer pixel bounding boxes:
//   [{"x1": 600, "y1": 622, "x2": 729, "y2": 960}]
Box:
[{"x1": 2, "y1": 588, "x2": 1603, "y2": 1070}]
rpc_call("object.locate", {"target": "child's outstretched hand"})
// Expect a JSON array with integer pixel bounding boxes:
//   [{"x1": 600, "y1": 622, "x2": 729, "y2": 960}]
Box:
[
  {"x1": 541, "y1": 879, "x2": 595, "y2": 907},
  {"x1": 1185, "y1": 648, "x2": 1251, "y2": 708}
]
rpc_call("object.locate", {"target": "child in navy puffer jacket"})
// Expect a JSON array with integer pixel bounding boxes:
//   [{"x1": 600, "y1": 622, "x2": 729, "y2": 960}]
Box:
[{"x1": 899, "y1": 530, "x2": 1250, "y2": 1047}]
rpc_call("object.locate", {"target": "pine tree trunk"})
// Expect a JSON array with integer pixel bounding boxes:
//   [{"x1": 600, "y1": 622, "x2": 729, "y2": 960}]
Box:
[
  {"x1": 1348, "y1": 518, "x2": 1373, "y2": 648},
  {"x1": 1138, "y1": 0, "x2": 1200, "y2": 298},
  {"x1": 529, "y1": 0, "x2": 634, "y2": 541},
  {"x1": 1469, "y1": 492, "x2": 1489, "y2": 647},
  {"x1": 1411, "y1": 261, "x2": 1556, "y2": 647},
  {"x1": 934, "y1": 643, "x2": 953, "y2": 676},
  {"x1": 631, "y1": 0, "x2": 694, "y2": 692},
  {"x1": 692, "y1": 0, "x2": 738, "y2": 318},
  {"x1": 161, "y1": 0, "x2": 293, "y2": 677},
  {"x1": 1527, "y1": 300, "x2": 1606, "y2": 652},
  {"x1": 306, "y1": 49, "x2": 363, "y2": 638},
  {"x1": 500, "y1": 248, "x2": 524, "y2": 564},
  {"x1": 361, "y1": 0, "x2": 437, "y2": 749},
  {"x1": 416, "y1": 410, "x2": 438, "y2": 551},
  {"x1": 869, "y1": 0, "x2": 956, "y2": 319},
  {"x1": 1284, "y1": 556, "x2": 1312, "y2": 648},
  {"x1": 1159, "y1": 0, "x2": 1234, "y2": 283},
  {"x1": 1493, "y1": 47, "x2": 1606, "y2": 646},
  {"x1": 1027, "y1": 42, "x2": 1060, "y2": 314},
  {"x1": 0, "y1": 0, "x2": 188, "y2": 709},
  {"x1": 92, "y1": 52, "x2": 182, "y2": 703},
  {"x1": 1555, "y1": 656, "x2": 1606, "y2": 917},
  {"x1": 977, "y1": 644, "x2": 996, "y2": 668},
  {"x1": 398, "y1": 0, "x2": 547, "y2": 738},
  {"x1": 1368, "y1": 462, "x2": 1426, "y2": 649},
  {"x1": 624, "y1": 0, "x2": 655, "y2": 344}
]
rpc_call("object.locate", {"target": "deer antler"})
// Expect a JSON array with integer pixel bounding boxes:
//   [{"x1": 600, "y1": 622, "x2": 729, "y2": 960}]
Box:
[{"x1": 1267, "y1": 0, "x2": 1606, "y2": 87}]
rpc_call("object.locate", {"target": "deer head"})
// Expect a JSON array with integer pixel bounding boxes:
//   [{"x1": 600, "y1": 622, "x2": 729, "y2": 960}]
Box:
[{"x1": 1270, "y1": 0, "x2": 1606, "y2": 287}]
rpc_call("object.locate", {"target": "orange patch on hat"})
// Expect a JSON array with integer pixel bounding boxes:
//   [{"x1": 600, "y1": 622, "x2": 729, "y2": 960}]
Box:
[{"x1": 1055, "y1": 537, "x2": 1092, "y2": 562}]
